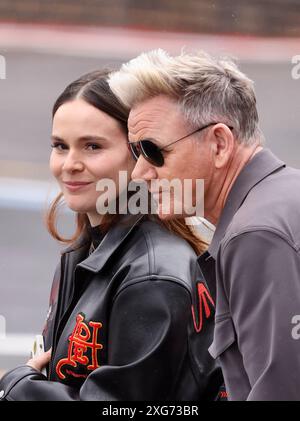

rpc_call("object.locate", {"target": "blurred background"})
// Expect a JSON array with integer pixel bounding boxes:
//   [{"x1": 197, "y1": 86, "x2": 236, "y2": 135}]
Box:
[{"x1": 0, "y1": 0, "x2": 300, "y2": 377}]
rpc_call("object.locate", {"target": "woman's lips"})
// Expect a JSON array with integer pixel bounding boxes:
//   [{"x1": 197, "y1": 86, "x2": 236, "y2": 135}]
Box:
[{"x1": 63, "y1": 181, "x2": 93, "y2": 192}]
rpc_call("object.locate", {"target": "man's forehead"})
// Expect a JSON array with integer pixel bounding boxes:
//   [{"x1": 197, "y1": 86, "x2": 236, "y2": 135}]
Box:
[{"x1": 128, "y1": 95, "x2": 181, "y2": 137}]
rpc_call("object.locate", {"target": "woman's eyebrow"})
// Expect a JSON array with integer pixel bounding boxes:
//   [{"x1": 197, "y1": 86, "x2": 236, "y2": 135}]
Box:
[
  {"x1": 77, "y1": 135, "x2": 109, "y2": 142},
  {"x1": 51, "y1": 135, "x2": 108, "y2": 143},
  {"x1": 51, "y1": 135, "x2": 65, "y2": 142}
]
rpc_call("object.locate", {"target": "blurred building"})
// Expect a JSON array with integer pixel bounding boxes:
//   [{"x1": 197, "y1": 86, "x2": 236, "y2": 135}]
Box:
[{"x1": 0, "y1": 0, "x2": 299, "y2": 37}]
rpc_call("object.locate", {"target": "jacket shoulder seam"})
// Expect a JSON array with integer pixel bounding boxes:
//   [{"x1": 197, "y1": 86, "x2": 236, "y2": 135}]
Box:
[
  {"x1": 139, "y1": 226, "x2": 155, "y2": 275},
  {"x1": 113, "y1": 275, "x2": 192, "y2": 302},
  {"x1": 222, "y1": 226, "x2": 300, "y2": 253}
]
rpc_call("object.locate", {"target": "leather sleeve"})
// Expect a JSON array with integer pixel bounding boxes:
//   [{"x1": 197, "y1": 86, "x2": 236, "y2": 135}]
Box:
[
  {"x1": 81, "y1": 279, "x2": 192, "y2": 400},
  {"x1": 42, "y1": 260, "x2": 62, "y2": 351},
  {"x1": 0, "y1": 366, "x2": 78, "y2": 401},
  {"x1": 0, "y1": 279, "x2": 195, "y2": 401}
]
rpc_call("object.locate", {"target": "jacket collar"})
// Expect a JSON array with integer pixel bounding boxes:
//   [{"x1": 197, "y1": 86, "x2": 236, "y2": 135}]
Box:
[
  {"x1": 206, "y1": 148, "x2": 285, "y2": 260},
  {"x1": 63, "y1": 213, "x2": 146, "y2": 273},
  {"x1": 60, "y1": 232, "x2": 90, "y2": 255}
]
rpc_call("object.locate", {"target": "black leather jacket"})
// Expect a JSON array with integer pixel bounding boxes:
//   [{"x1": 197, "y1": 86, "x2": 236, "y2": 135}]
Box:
[{"x1": 0, "y1": 214, "x2": 222, "y2": 401}]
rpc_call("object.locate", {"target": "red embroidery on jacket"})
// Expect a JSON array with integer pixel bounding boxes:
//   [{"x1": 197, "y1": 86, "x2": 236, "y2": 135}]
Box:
[
  {"x1": 219, "y1": 390, "x2": 228, "y2": 399},
  {"x1": 56, "y1": 313, "x2": 103, "y2": 380},
  {"x1": 191, "y1": 282, "x2": 215, "y2": 333}
]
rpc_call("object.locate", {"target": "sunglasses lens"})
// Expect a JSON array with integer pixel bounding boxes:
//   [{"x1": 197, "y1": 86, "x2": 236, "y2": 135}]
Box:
[
  {"x1": 128, "y1": 142, "x2": 140, "y2": 161},
  {"x1": 129, "y1": 140, "x2": 164, "y2": 167},
  {"x1": 141, "y1": 140, "x2": 164, "y2": 167}
]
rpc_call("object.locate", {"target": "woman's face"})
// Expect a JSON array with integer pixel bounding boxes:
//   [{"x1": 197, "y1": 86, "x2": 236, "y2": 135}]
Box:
[{"x1": 50, "y1": 99, "x2": 134, "y2": 225}]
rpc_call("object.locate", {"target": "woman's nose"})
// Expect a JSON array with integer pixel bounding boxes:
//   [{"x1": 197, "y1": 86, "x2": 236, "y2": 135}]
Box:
[{"x1": 62, "y1": 151, "x2": 84, "y2": 172}]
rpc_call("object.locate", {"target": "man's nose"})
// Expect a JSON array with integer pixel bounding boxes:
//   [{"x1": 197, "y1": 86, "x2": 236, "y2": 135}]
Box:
[{"x1": 131, "y1": 155, "x2": 157, "y2": 182}]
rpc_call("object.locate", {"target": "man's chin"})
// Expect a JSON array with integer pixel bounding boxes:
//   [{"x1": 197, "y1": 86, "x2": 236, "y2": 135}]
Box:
[
  {"x1": 156, "y1": 208, "x2": 185, "y2": 220},
  {"x1": 156, "y1": 207, "x2": 197, "y2": 221}
]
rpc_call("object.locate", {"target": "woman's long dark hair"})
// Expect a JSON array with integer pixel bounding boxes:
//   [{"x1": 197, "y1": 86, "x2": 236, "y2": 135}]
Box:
[{"x1": 46, "y1": 70, "x2": 208, "y2": 255}]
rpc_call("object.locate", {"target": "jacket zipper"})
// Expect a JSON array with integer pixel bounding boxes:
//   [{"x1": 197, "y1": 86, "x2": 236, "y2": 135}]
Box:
[
  {"x1": 48, "y1": 253, "x2": 69, "y2": 379},
  {"x1": 48, "y1": 257, "x2": 86, "y2": 379}
]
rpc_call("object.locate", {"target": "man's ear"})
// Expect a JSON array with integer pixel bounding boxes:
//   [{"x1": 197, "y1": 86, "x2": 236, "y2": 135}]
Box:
[{"x1": 210, "y1": 124, "x2": 235, "y2": 169}]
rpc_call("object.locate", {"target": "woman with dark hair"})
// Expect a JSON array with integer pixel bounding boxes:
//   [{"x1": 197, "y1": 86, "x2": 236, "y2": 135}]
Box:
[{"x1": 0, "y1": 70, "x2": 222, "y2": 401}]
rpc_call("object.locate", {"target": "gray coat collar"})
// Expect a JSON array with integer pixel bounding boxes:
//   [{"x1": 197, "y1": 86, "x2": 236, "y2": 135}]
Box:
[{"x1": 207, "y1": 148, "x2": 285, "y2": 260}]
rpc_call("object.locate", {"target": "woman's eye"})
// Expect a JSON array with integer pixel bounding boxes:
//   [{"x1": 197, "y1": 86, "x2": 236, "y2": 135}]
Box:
[
  {"x1": 86, "y1": 143, "x2": 101, "y2": 150},
  {"x1": 50, "y1": 143, "x2": 101, "y2": 151},
  {"x1": 51, "y1": 143, "x2": 68, "y2": 151}
]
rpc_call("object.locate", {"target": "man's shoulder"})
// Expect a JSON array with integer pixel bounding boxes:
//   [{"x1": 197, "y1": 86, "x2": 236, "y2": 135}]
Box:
[{"x1": 224, "y1": 165, "x2": 300, "y2": 246}]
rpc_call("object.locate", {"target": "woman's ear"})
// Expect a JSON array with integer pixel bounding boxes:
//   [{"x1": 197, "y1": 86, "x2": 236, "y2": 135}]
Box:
[{"x1": 211, "y1": 124, "x2": 235, "y2": 169}]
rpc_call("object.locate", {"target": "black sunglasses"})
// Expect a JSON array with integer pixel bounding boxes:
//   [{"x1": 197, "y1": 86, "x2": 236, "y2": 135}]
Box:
[{"x1": 128, "y1": 122, "x2": 233, "y2": 167}]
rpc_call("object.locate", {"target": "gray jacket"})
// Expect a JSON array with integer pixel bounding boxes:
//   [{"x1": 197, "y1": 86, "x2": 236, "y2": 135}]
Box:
[{"x1": 198, "y1": 149, "x2": 300, "y2": 401}]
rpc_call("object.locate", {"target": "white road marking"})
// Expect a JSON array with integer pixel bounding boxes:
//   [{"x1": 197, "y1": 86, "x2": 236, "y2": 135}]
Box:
[{"x1": 0, "y1": 334, "x2": 36, "y2": 356}]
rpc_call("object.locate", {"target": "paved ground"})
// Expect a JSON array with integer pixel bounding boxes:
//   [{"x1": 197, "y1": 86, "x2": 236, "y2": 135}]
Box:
[{"x1": 0, "y1": 24, "x2": 299, "y2": 374}]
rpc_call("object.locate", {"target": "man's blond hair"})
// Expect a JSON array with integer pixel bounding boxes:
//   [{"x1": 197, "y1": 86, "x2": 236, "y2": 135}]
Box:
[{"x1": 109, "y1": 49, "x2": 263, "y2": 145}]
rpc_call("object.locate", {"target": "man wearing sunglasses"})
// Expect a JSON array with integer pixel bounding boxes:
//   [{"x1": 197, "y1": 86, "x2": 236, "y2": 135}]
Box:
[{"x1": 109, "y1": 49, "x2": 300, "y2": 400}]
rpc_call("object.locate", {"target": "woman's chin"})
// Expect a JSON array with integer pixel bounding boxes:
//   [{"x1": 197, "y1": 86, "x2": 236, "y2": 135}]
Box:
[{"x1": 65, "y1": 201, "x2": 90, "y2": 214}]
